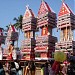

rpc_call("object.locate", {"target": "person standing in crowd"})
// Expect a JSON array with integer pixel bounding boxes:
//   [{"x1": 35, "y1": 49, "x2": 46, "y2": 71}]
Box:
[
  {"x1": 16, "y1": 63, "x2": 23, "y2": 75},
  {"x1": 24, "y1": 62, "x2": 30, "y2": 75},
  {"x1": 41, "y1": 64, "x2": 44, "y2": 75},
  {"x1": 48, "y1": 63, "x2": 55, "y2": 75},
  {"x1": 52, "y1": 61, "x2": 60, "y2": 75},
  {"x1": 4, "y1": 62, "x2": 9, "y2": 75},
  {"x1": 61, "y1": 64, "x2": 67, "y2": 75},
  {"x1": 0, "y1": 62, "x2": 5, "y2": 75},
  {"x1": 12, "y1": 48, "x2": 17, "y2": 60},
  {"x1": 14, "y1": 61, "x2": 19, "y2": 71},
  {"x1": 30, "y1": 62, "x2": 35, "y2": 75},
  {"x1": 10, "y1": 62, "x2": 17, "y2": 75},
  {"x1": 44, "y1": 62, "x2": 49, "y2": 75},
  {"x1": 67, "y1": 61, "x2": 75, "y2": 75},
  {"x1": 14, "y1": 60, "x2": 20, "y2": 75}
]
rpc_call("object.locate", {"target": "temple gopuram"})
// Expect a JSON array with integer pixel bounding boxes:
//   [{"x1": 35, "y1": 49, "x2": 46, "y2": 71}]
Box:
[
  {"x1": 55, "y1": 1, "x2": 75, "y2": 54},
  {"x1": 22, "y1": 6, "x2": 37, "y2": 60},
  {"x1": 5, "y1": 25, "x2": 18, "y2": 60},
  {"x1": 35, "y1": 0, "x2": 57, "y2": 60},
  {"x1": 6, "y1": 25, "x2": 18, "y2": 45},
  {"x1": 0, "y1": 28, "x2": 6, "y2": 60}
]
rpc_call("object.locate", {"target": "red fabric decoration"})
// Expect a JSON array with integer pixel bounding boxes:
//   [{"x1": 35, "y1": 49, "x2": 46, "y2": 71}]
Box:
[
  {"x1": 52, "y1": 61, "x2": 58, "y2": 71},
  {"x1": 7, "y1": 53, "x2": 12, "y2": 60}
]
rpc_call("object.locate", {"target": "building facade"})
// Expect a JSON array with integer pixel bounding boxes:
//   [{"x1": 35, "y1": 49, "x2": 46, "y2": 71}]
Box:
[
  {"x1": 22, "y1": 6, "x2": 37, "y2": 60},
  {"x1": 55, "y1": 1, "x2": 75, "y2": 54},
  {"x1": 35, "y1": 0, "x2": 57, "y2": 60}
]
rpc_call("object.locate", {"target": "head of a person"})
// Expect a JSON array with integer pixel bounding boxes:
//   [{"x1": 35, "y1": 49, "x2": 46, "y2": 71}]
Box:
[
  {"x1": 45, "y1": 62, "x2": 48, "y2": 67},
  {"x1": 11, "y1": 62, "x2": 15, "y2": 68}
]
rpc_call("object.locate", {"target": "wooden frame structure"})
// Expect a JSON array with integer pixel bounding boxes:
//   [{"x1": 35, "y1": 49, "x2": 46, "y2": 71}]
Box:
[{"x1": 56, "y1": 1, "x2": 75, "y2": 54}]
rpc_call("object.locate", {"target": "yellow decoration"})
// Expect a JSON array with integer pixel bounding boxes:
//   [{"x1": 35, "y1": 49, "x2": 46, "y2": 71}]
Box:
[{"x1": 54, "y1": 51, "x2": 66, "y2": 62}]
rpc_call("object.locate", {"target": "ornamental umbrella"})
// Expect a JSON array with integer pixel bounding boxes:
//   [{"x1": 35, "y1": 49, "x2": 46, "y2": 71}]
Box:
[{"x1": 54, "y1": 51, "x2": 66, "y2": 62}]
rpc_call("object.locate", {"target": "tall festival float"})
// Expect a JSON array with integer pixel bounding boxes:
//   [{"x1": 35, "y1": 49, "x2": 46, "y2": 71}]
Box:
[
  {"x1": 0, "y1": 28, "x2": 6, "y2": 60},
  {"x1": 21, "y1": 5, "x2": 37, "y2": 60},
  {"x1": 5, "y1": 25, "x2": 18, "y2": 60},
  {"x1": 52, "y1": 1, "x2": 75, "y2": 73},
  {"x1": 35, "y1": 0, "x2": 57, "y2": 60}
]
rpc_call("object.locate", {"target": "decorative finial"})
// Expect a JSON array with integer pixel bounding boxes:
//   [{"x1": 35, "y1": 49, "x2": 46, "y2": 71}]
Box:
[
  {"x1": 61, "y1": 0, "x2": 65, "y2": 3},
  {"x1": 41, "y1": 0, "x2": 44, "y2": 2},
  {"x1": 26, "y1": 5, "x2": 29, "y2": 9}
]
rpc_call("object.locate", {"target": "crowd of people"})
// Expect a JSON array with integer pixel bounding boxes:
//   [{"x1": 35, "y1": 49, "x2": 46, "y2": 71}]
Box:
[
  {"x1": 0, "y1": 44, "x2": 75, "y2": 75},
  {"x1": 0, "y1": 59, "x2": 74, "y2": 75},
  {"x1": 40, "y1": 60, "x2": 75, "y2": 75},
  {"x1": 22, "y1": 60, "x2": 75, "y2": 75},
  {"x1": 0, "y1": 61, "x2": 35, "y2": 75},
  {"x1": 0, "y1": 61, "x2": 23, "y2": 75}
]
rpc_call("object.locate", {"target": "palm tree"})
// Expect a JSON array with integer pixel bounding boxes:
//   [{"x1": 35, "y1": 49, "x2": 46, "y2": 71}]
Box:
[
  {"x1": 13, "y1": 15, "x2": 23, "y2": 47},
  {"x1": 13, "y1": 15, "x2": 23, "y2": 32}
]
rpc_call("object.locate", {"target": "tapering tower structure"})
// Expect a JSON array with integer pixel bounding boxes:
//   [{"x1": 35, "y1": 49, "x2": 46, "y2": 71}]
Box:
[
  {"x1": 56, "y1": 1, "x2": 75, "y2": 53},
  {"x1": 6, "y1": 25, "x2": 18, "y2": 46},
  {"x1": 35, "y1": 0, "x2": 57, "y2": 60},
  {"x1": 0, "y1": 28, "x2": 6, "y2": 60},
  {"x1": 22, "y1": 6, "x2": 37, "y2": 60},
  {"x1": 5, "y1": 25, "x2": 18, "y2": 60}
]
